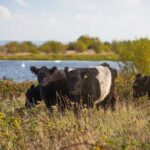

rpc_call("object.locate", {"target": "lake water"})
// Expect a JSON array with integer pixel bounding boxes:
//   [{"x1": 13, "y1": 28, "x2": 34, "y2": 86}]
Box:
[{"x1": 0, "y1": 60, "x2": 121, "y2": 82}]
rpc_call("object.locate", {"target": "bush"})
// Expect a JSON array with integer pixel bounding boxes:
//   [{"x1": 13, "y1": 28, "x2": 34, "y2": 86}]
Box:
[
  {"x1": 89, "y1": 38, "x2": 103, "y2": 53},
  {"x1": 0, "y1": 80, "x2": 33, "y2": 99},
  {"x1": 20, "y1": 41, "x2": 38, "y2": 53},
  {"x1": 73, "y1": 41, "x2": 86, "y2": 52},
  {"x1": 5, "y1": 42, "x2": 20, "y2": 53},
  {"x1": 77, "y1": 35, "x2": 93, "y2": 49},
  {"x1": 132, "y1": 38, "x2": 150, "y2": 74},
  {"x1": 114, "y1": 38, "x2": 150, "y2": 74},
  {"x1": 40, "y1": 41, "x2": 65, "y2": 53}
]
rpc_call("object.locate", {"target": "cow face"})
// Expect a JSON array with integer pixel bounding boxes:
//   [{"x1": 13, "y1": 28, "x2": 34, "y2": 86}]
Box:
[
  {"x1": 65, "y1": 67, "x2": 92, "y2": 96},
  {"x1": 65, "y1": 67, "x2": 82, "y2": 96},
  {"x1": 133, "y1": 74, "x2": 147, "y2": 98},
  {"x1": 30, "y1": 66, "x2": 57, "y2": 87}
]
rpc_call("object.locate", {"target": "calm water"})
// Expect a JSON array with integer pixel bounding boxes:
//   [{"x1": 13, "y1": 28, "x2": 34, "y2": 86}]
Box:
[{"x1": 0, "y1": 60, "x2": 120, "y2": 82}]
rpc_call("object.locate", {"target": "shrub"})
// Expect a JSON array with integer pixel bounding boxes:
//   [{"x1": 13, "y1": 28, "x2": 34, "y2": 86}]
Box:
[
  {"x1": 20, "y1": 41, "x2": 38, "y2": 53},
  {"x1": 73, "y1": 41, "x2": 86, "y2": 52},
  {"x1": 77, "y1": 35, "x2": 93, "y2": 49},
  {"x1": 40, "y1": 41, "x2": 65, "y2": 53},
  {"x1": 5, "y1": 41, "x2": 20, "y2": 53},
  {"x1": 89, "y1": 38, "x2": 103, "y2": 53},
  {"x1": 114, "y1": 38, "x2": 150, "y2": 74}
]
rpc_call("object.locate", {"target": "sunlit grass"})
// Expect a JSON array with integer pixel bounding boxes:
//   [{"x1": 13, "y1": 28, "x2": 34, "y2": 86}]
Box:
[
  {"x1": 0, "y1": 75, "x2": 150, "y2": 150},
  {"x1": 0, "y1": 53, "x2": 119, "y2": 61}
]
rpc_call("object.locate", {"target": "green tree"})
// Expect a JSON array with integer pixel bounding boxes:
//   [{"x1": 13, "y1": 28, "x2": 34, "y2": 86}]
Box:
[
  {"x1": 73, "y1": 41, "x2": 86, "y2": 52},
  {"x1": 102, "y1": 42, "x2": 112, "y2": 52},
  {"x1": 132, "y1": 38, "x2": 150, "y2": 74},
  {"x1": 114, "y1": 38, "x2": 150, "y2": 74},
  {"x1": 40, "y1": 41, "x2": 65, "y2": 53},
  {"x1": 77, "y1": 35, "x2": 93, "y2": 49},
  {"x1": 89, "y1": 38, "x2": 103, "y2": 53},
  {"x1": 5, "y1": 41, "x2": 20, "y2": 53},
  {"x1": 111, "y1": 40, "x2": 119, "y2": 53},
  {"x1": 67, "y1": 42, "x2": 76, "y2": 50},
  {"x1": 20, "y1": 41, "x2": 38, "y2": 53}
]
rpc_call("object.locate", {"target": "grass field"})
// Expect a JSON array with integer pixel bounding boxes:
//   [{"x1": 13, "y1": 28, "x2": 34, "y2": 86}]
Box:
[{"x1": 0, "y1": 74, "x2": 150, "y2": 150}]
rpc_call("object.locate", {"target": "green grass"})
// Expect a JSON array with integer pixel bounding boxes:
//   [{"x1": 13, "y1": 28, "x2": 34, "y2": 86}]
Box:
[
  {"x1": 0, "y1": 53, "x2": 119, "y2": 61},
  {"x1": 0, "y1": 75, "x2": 150, "y2": 150}
]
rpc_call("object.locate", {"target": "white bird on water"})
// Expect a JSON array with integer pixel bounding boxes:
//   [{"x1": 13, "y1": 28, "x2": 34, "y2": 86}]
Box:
[
  {"x1": 54, "y1": 60, "x2": 62, "y2": 63},
  {"x1": 21, "y1": 62, "x2": 25, "y2": 68}
]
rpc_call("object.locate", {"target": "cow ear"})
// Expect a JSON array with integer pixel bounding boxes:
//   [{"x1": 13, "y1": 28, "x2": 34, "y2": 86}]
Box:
[
  {"x1": 64, "y1": 67, "x2": 69, "y2": 75},
  {"x1": 135, "y1": 73, "x2": 142, "y2": 79},
  {"x1": 30, "y1": 66, "x2": 39, "y2": 75},
  {"x1": 101, "y1": 63, "x2": 110, "y2": 68},
  {"x1": 31, "y1": 84, "x2": 35, "y2": 89},
  {"x1": 49, "y1": 66, "x2": 57, "y2": 74}
]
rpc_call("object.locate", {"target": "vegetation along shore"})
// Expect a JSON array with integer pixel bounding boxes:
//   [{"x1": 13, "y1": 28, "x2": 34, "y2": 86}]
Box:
[{"x1": 0, "y1": 35, "x2": 150, "y2": 64}]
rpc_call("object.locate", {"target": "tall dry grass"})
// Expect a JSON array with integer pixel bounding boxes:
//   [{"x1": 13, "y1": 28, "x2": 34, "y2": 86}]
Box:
[{"x1": 0, "y1": 74, "x2": 150, "y2": 150}]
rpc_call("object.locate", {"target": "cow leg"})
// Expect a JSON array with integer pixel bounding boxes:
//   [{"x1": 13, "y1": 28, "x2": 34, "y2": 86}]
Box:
[
  {"x1": 58, "y1": 98, "x2": 66, "y2": 115},
  {"x1": 110, "y1": 96, "x2": 116, "y2": 111},
  {"x1": 147, "y1": 90, "x2": 150, "y2": 100},
  {"x1": 43, "y1": 99, "x2": 53, "y2": 114},
  {"x1": 99, "y1": 94, "x2": 114, "y2": 110},
  {"x1": 73, "y1": 103, "x2": 82, "y2": 118}
]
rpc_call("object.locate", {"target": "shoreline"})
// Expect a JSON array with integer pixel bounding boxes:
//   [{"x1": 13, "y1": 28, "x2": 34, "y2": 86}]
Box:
[{"x1": 0, "y1": 53, "x2": 119, "y2": 61}]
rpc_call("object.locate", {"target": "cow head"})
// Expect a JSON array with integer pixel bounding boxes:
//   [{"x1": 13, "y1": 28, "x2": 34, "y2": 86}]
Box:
[
  {"x1": 65, "y1": 67, "x2": 82, "y2": 96},
  {"x1": 65, "y1": 67, "x2": 94, "y2": 97},
  {"x1": 30, "y1": 66, "x2": 57, "y2": 87},
  {"x1": 25, "y1": 85, "x2": 39, "y2": 108},
  {"x1": 133, "y1": 73, "x2": 147, "y2": 98}
]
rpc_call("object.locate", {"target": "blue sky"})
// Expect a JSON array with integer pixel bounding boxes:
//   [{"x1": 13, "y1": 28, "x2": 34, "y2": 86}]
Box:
[{"x1": 0, "y1": 0, "x2": 150, "y2": 42}]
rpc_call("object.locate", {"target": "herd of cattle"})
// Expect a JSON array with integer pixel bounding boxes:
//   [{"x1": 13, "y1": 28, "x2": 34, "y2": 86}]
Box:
[{"x1": 25, "y1": 63, "x2": 150, "y2": 113}]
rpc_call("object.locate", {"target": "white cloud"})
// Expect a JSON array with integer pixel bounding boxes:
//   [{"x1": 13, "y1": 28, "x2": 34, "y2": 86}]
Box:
[
  {"x1": 14, "y1": 0, "x2": 27, "y2": 6},
  {"x1": 115, "y1": 0, "x2": 142, "y2": 8},
  {"x1": 0, "y1": 5, "x2": 12, "y2": 19}
]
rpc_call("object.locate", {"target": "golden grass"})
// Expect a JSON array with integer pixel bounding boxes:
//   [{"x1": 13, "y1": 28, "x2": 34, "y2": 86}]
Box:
[
  {"x1": 0, "y1": 96, "x2": 150, "y2": 150},
  {"x1": 0, "y1": 75, "x2": 150, "y2": 150},
  {"x1": 0, "y1": 53, "x2": 119, "y2": 61}
]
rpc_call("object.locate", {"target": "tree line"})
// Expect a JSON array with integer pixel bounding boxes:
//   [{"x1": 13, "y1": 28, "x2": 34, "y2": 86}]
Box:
[{"x1": 0, "y1": 35, "x2": 111, "y2": 54}]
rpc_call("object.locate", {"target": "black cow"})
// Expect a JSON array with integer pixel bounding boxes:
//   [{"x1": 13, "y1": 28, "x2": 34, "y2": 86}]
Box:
[
  {"x1": 64, "y1": 63, "x2": 117, "y2": 111},
  {"x1": 25, "y1": 84, "x2": 42, "y2": 108},
  {"x1": 133, "y1": 73, "x2": 150, "y2": 99},
  {"x1": 30, "y1": 66, "x2": 68, "y2": 113}
]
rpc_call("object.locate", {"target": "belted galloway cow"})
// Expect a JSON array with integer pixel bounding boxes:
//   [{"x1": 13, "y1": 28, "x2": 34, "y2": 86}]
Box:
[{"x1": 64, "y1": 63, "x2": 117, "y2": 110}]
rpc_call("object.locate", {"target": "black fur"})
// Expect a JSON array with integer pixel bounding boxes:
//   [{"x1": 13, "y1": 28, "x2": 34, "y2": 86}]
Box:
[
  {"x1": 133, "y1": 73, "x2": 150, "y2": 99},
  {"x1": 25, "y1": 84, "x2": 42, "y2": 108},
  {"x1": 40, "y1": 79, "x2": 69, "y2": 112},
  {"x1": 30, "y1": 66, "x2": 68, "y2": 112}
]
